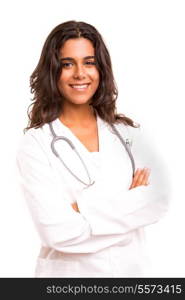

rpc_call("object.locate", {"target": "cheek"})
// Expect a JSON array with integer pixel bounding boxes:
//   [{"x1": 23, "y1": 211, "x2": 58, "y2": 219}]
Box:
[
  {"x1": 58, "y1": 71, "x2": 70, "y2": 87},
  {"x1": 95, "y1": 74, "x2": 100, "y2": 89},
  {"x1": 90, "y1": 69, "x2": 100, "y2": 86}
]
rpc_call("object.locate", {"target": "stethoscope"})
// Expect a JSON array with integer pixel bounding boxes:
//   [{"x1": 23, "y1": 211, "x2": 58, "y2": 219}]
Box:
[{"x1": 49, "y1": 121, "x2": 135, "y2": 188}]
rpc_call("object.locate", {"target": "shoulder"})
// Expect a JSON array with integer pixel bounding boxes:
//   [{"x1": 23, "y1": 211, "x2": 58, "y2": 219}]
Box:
[
  {"x1": 16, "y1": 123, "x2": 50, "y2": 161},
  {"x1": 18, "y1": 127, "x2": 42, "y2": 150},
  {"x1": 19, "y1": 121, "x2": 51, "y2": 146}
]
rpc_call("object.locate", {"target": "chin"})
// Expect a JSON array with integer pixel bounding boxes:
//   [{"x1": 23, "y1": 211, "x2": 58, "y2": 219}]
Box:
[{"x1": 69, "y1": 98, "x2": 92, "y2": 105}]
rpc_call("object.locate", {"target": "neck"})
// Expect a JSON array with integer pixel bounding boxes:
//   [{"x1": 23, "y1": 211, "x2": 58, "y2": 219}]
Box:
[{"x1": 59, "y1": 104, "x2": 96, "y2": 127}]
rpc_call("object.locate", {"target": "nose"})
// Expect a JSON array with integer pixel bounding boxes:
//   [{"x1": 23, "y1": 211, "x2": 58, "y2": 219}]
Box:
[{"x1": 73, "y1": 63, "x2": 86, "y2": 80}]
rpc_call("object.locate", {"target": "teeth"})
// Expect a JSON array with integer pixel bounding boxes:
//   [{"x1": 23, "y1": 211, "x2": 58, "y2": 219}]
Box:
[{"x1": 71, "y1": 84, "x2": 89, "y2": 89}]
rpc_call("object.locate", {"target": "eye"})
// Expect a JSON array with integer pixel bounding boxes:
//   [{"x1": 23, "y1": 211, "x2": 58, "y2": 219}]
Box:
[
  {"x1": 61, "y1": 62, "x2": 73, "y2": 68},
  {"x1": 85, "y1": 61, "x2": 96, "y2": 65}
]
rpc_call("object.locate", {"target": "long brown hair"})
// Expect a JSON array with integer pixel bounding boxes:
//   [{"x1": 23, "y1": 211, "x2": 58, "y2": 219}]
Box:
[{"x1": 24, "y1": 20, "x2": 139, "y2": 132}]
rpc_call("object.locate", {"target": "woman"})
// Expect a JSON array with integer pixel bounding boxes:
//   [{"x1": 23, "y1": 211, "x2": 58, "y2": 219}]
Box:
[{"x1": 17, "y1": 20, "x2": 170, "y2": 277}]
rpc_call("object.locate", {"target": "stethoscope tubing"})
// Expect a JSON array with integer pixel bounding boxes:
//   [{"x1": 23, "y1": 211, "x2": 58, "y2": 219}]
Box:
[
  {"x1": 109, "y1": 124, "x2": 135, "y2": 176},
  {"x1": 49, "y1": 121, "x2": 135, "y2": 188}
]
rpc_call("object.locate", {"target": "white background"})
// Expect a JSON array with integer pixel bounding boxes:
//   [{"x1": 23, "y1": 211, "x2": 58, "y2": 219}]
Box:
[{"x1": 0, "y1": 0, "x2": 184, "y2": 277}]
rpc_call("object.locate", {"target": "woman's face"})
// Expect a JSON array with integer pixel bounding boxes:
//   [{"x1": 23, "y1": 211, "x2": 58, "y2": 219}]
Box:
[{"x1": 58, "y1": 38, "x2": 100, "y2": 106}]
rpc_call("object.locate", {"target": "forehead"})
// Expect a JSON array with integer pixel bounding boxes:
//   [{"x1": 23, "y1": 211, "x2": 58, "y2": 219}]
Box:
[{"x1": 59, "y1": 38, "x2": 95, "y2": 58}]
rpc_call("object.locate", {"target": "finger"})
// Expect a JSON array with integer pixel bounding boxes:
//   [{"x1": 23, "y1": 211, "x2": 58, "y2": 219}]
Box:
[
  {"x1": 129, "y1": 168, "x2": 143, "y2": 189},
  {"x1": 134, "y1": 168, "x2": 147, "y2": 186},
  {"x1": 142, "y1": 168, "x2": 151, "y2": 185},
  {"x1": 71, "y1": 202, "x2": 79, "y2": 212},
  {"x1": 129, "y1": 168, "x2": 151, "y2": 189}
]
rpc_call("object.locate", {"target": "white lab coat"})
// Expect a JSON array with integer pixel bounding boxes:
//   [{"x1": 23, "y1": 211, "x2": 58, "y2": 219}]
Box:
[{"x1": 16, "y1": 113, "x2": 170, "y2": 277}]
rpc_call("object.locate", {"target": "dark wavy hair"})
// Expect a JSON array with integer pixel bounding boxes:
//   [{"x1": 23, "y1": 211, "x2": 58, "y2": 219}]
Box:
[{"x1": 24, "y1": 20, "x2": 139, "y2": 132}]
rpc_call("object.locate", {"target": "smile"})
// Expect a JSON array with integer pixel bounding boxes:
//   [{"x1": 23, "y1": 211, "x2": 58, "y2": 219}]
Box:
[{"x1": 69, "y1": 83, "x2": 90, "y2": 91}]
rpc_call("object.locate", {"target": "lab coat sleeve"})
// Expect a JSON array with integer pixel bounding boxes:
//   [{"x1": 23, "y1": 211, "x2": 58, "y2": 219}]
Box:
[
  {"x1": 16, "y1": 130, "x2": 137, "y2": 253},
  {"x1": 76, "y1": 125, "x2": 171, "y2": 235}
]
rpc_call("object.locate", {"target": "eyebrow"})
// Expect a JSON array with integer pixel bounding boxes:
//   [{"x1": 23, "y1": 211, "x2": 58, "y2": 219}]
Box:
[{"x1": 60, "y1": 56, "x2": 95, "y2": 61}]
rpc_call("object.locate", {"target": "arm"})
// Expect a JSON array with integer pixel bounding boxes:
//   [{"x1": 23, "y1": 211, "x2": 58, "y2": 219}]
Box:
[
  {"x1": 16, "y1": 131, "x2": 137, "y2": 253},
  {"x1": 76, "y1": 125, "x2": 171, "y2": 235},
  {"x1": 72, "y1": 167, "x2": 151, "y2": 212},
  {"x1": 17, "y1": 126, "x2": 171, "y2": 253}
]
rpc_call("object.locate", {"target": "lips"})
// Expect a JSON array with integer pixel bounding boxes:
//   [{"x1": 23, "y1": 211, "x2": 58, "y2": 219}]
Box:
[{"x1": 69, "y1": 83, "x2": 90, "y2": 91}]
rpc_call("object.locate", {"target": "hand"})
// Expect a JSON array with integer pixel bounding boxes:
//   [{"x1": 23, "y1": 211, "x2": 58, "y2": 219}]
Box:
[
  {"x1": 71, "y1": 202, "x2": 80, "y2": 212},
  {"x1": 129, "y1": 168, "x2": 151, "y2": 190}
]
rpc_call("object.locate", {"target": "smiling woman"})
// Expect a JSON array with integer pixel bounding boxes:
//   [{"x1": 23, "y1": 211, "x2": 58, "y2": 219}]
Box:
[
  {"x1": 16, "y1": 20, "x2": 170, "y2": 278},
  {"x1": 25, "y1": 20, "x2": 136, "y2": 131},
  {"x1": 57, "y1": 38, "x2": 100, "y2": 107}
]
